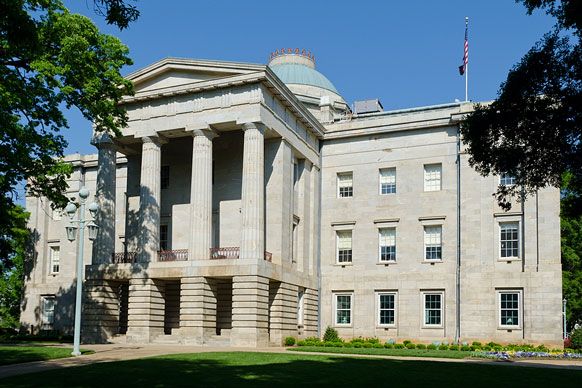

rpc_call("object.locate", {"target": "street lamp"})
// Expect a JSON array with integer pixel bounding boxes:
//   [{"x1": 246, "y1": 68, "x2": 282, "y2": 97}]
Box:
[{"x1": 65, "y1": 186, "x2": 99, "y2": 356}]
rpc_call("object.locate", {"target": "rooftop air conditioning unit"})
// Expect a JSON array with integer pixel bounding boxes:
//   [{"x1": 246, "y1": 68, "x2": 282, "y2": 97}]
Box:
[{"x1": 354, "y1": 99, "x2": 383, "y2": 115}]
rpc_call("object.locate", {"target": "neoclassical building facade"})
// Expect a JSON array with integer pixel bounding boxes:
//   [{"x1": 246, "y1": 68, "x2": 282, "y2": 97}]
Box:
[{"x1": 21, "y1": 50, "x2": 563, "y2": 347}]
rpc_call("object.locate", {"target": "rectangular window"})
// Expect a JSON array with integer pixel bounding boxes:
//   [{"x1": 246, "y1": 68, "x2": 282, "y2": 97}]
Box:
[
  {"x1": 336, "y1": 230, "x2": 352, "y2": 263},
  {"x1": 335, "y1": 294, "x2": 352, "y2": 325},
  {"x1": 160, "y1": 224, "x2": 169, "y2": 251},
  {"x1": 499, "y1": 291, "x2": 520, "y2": 327},
  {"x1": 424, "y1": 164, "x2": 442, "y2": 191},
  {"x1": 500, "y1": 222, "x2": 519, "y2": 258},
  {"x1": 161, "y1": 166, "x2": 170, "y2": 189},
  {"x1": 379, "y1": 228, "x2": 396, "y2": 262},
  {"x1": 41, "y1": 296, "x2": 55, "y2": 329},
  {"x1": 424, "y1": 293, "x2": 442, "y2": 326},
  {"x1": 500, "y1": 173, "x2": 517, "y2": 186},
  {"x1": 52, "y1": 208, "x2": 62, "y2": 221},
  {"x1": 380, "y1": 168, "x2": 396, "y2": 194},
  {"x1": 337, "y1": 172, "x2": 353, "y2": 198},
  {"x1": 424, "y1": 226, "x2": 442, "y2": 260},
  {"x1": 50, "y1": 246, "x2": 60, "y2": 274},
  {"x1": 297, "y1": 288, "x2": 304, "y2": 325},
  {"x1": 378, "y1": 293, "x2": 396, "y2": 326}
]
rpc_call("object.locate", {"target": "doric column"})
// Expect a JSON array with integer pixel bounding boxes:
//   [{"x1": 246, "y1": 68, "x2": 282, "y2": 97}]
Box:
[
  {"x1": 189, "y1": 129, "x2": 216, "y2": 260},
  {"x1": 126, "y1": 278, "x2": 165, "y2": 342},
  {"x1": 137, "y1": 136, "x2": 164, "y2": 263},
  {"x1": 178, "y1": 277, "x2": 217, "y2": 345},
  {"x1": 231, "y1": 275, "x2": 269, "y2": 347},
  {"x1": 91, "y1": 133, "x2": 116, "y2": 264},
  {"x1": 240, "y1": 122, "x2": 265, "y2": 260}
]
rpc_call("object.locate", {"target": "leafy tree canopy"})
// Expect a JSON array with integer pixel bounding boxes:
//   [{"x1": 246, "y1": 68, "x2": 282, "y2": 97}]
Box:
[
  {"x1": 460, "y1": 1, "x2": 582, "y2": 217},
  {"x1": 0, "y1": 0, "x2": 133, "y2": 273}
]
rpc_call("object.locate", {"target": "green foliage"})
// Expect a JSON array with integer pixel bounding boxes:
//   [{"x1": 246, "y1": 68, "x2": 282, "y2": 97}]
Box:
[
  {"x1": 561, "y1": 202, "x2": 582, "y2": 330},
  {"x1": 416, "y1": 344, "x2": 426, "y2": 350},
  {"x1": 471, "y1": 342, "x2": 482, "y2": 347},
  {"x1": 394, "y1": 344, "x2": 405, "y2": 349},
  {"x1": 323, "y1": 341, "x2": 335, "y2": 347},
  {"x1": 343, "y1": 342, "x2": 353, "y2": 348},
  {"x1": 486, "y1": 342, "x2": 501, "y2": 348},
  {"x1": 366, "y1": 337, "x2": 380, "y2": 344},
  {"x1": 349, "y1": 337, "x2": 365, "y2": 344},
  {"x1": 284, "y1": 337, "x2": 296, "y2": 346},
  {"x1": 322, "y1": 326, "x2": 339, "y2": 343},
  {"x1": 296, "y1": 340, "x2": 306, "y2": 347},
  {"x1": 403, "y1": 340, "x2": 411, "y2": 345},
  {"x1": 460, "y1": 346, "x2": 471, "y2": 352},
  {"x1": 0, "y1": 0, "x2": 133, "y2": 272},
  {"x1": 93, "y1": 0, "x2": 140, "y2": 29},
  {"x1": 427, "y1": 344, "x2": 437, "y2": 350},
  {"x1": 438, "y1": 345, "x2": 448, "y2": 351},
  {"x1": 383, "y1": 343, "x2": 393, "y2": 349},
  {"x1": 373, "y1": 343, "x2": 383, "y2": 349},
  {"x1": 449, "y1": 345, "x2": 459, "y2": 351},
  {"x1": 362, "y1": 342, "x2": 372, "y2": 348},
  {"x1": 570, "y1": 329, "x2": 582, "y2": 349},
  {"x1": 405, "y1": 343, "x2": 415, "y2": 349}
]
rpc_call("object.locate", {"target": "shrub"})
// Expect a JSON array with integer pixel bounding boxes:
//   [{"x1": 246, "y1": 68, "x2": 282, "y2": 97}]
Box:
[
  {"x1": 469, "y1": 345, "x2": 479, "y2": 351},
  {"x1": 492, "y1": 346, "x2": 502, "y2": 351},
  {"x1": 297, "y1": 340, "x2": 306, "y2": 347},
  {"x1": 449, "y1": 344, "x2": 459, "y2": 351},
  {"x1": 536, "y1": 344, "x2": 549, "y2": 353},
  {"x1": 384, "y1": 343, "x2": 394, "y2": 349},
  {"x1": 324, "y1": 341, "x2": 335, "y2": 347},
  {"x1": 427, "y1": 344, "x2": 437, "y2": 350},
  {"x1": 438, "y1": 345, "x2": 448, "y2": 350},
  {"x1": 354, "y1": 343, "x2": 362, "y2": 348},
  {"x1": 564, "y1": 338, "x2": 572, "y2": 349},
  {"x1": 394, "y1": 343, "x2": 405, "y2": 349},
  {"x1": 482, "y1": 346, "x2": 491, "y2": 351},
  {"x1": 343, "y1": 342, "x2": 353, "y2": 348},
  {"x1": 471, "y1": 341, "x2": 482, "y2": 347},
  {"x1": 284, "y1": 337, "x2": 296, "y2": 346},
  {"x1": 460, "y1": 345, "x2": 471, "y2": 351},
  {"x1": 334, "y1": 342, "x2": 343, "y2": 347},
  {"x1": 405, "y1": 343, "x2": 415, "y2": 349},
  {"x1": 363, "y1": 342, "x2": 373, "y2": 348},
  {"x1": 315, "y1": 342, "x2": 325, "y2": 347},
  {"x1": 486, "y1": 341, "x2": 501, "y2": 348},
  {"x1": 323, "y1": 326, "x2": 340, "y2": 343},
  {"x1": 551, "y1": 348, "x2": 562, "y2": 353},
  {"x1": 416, "y1": 344, "x2": 426, "y2": 350},
  {"x1": 403, "y1": 340, "x2": 411, "y2": 345},
  {"x1": 373, "y1": 343, "x2": 384, "y2": 348},
  {"x1": 350, "y1": 337, "x2": 365, "y2": 344},
  {"x1": 570, "y1": 329, "x2": 582, "y2": 350},
  {"x1": 366, "y1": 337, "x2": 380, "y2": 344}
]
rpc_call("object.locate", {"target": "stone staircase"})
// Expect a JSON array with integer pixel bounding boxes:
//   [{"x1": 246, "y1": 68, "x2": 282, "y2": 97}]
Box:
[{"x1": 108, "y1": 334, "x2": 127, "y2": 344}]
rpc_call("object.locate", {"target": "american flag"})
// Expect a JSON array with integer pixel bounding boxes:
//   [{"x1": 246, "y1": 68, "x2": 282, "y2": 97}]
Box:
[{"x1": 459, "y1": 21, "x2": 468, "y2": 75}]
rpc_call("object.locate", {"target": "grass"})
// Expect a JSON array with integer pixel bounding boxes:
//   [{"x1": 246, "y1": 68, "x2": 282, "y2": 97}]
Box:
[
  {"x1": 1, "y1": 352, "x2": 582, "y2": 387},
  {"x1": 0, "y1": 346, "x2": 93, "y2": 366},
  {"x1": 288, "y1": 346, "x2": 470, "y2": 359}
]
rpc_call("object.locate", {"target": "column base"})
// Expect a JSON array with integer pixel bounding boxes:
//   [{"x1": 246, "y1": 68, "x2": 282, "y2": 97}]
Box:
[
  {"x1": 230, "y1": 327, "x2": 269, "y2": 347},
  {"x1": 174, "y1": 327, "x2": 216, "y2": 345},
  {"x1": 126, "y1": 326, "x2": 164, "y2": 343}
]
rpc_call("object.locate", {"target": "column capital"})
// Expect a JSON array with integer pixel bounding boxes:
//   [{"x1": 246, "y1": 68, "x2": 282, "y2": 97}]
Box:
[
  {"x1": 142, "y1": 135, "x2": 168, "y2": 146},
  {"x1": 91, "y1": 132, "x2": 116, "y2": 150},
  {"x1": 191, "y1": 128, "x2": 219, "y2": 141},
  {"x1": 241, "y1": 122, "x2": 266, "y2": 134}
]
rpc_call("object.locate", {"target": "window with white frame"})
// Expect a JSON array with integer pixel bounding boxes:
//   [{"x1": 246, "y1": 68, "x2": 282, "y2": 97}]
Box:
[
  {"x1": 378, "y1": 293, "x2": 396, "y2": 326},
  {"x1": 500, "y1": 222, "x2": 519, "y2": 258},
  {"x1": 379, "y1": 228, "x2": 396, "y2": 262},
  {"x1": 335, "y1": 293, "x2": 352, "y2": 325},
  {"x1": 424, "y1": 164, "x2": 442, "y2": 191},
  {"x1": 424, "y1": 226, "x2": 442, "y2": 260},
  {"x1": 297, "y1": 288, "x2": 304, "y2": 325},
  {"x1": 500, "y1": 173, "x2": 517, "y2": 186},
  {"x1": 380, "y1": 168, "x2": 396, "y2": 194},
  {"x1": 49, "y1": 245, "x2": 60, "y2": 274},
  {"x1": 336, "y1": 230, "x2": 352, "y2": 263},
  {"x1": 337, "y1": 172, "x2": 353, "y2": 198},
  {"x1": 499, "y1": 291, "x2": 521, "y2": 327},
  {"x1": 423, "y1": 292, "x2": 443, "y2": 326},
  {"x1": 41, "y1": 296, "x2": 55, "y2": 329}
]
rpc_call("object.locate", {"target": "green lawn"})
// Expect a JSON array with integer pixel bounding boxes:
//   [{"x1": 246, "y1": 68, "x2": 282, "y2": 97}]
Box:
[
  {"x1": 288, "y1": 346, "x2": 470, "y2": 359},
  {"x1": 1, "y1": 352, "x2": 581, "y2": 387},
  {"x1": 0, "y1": 346, "x2": 92, "y2": 366}
]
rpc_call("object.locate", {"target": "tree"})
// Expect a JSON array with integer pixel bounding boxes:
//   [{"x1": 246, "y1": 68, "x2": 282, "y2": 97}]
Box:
[
  {"x1": 460, "y1": 0, "x2": 582, "y2": 217},
  {"x1": 0, "y1": 0, "x2": 133, "y2": 276},
  {"x1": 93, "y1": 0, "x2": 140, "y2": 30}
]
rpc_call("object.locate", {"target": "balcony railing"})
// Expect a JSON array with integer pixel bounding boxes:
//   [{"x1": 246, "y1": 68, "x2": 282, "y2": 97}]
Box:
[
  {"x1": 209, "y1": 247, "x2": 272, "y2": 261},
  {"x1": 158, "y1": 249, "x2": 188, "y2": 262},
  {"x1": 111, "y1": 251, "x2": 137, "y2": 264}
]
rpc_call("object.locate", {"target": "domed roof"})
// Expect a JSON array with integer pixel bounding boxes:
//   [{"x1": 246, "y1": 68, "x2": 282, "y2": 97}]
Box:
[{"x1": 270, "y1": 63, "x2": 339, "y2": 94}]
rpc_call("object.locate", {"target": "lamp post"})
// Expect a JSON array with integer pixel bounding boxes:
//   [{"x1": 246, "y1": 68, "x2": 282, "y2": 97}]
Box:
[
  {"x1": 563, "y1": 298, "x2": 568, "y2": 339},
  {"x1": 65, "y1": 186, "x2": 99, "y2": 356}
]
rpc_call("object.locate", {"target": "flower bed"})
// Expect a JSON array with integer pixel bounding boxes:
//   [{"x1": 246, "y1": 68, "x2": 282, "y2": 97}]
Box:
[{"x1": 474, "y1": 350, "x2": 582, "y2": 360}]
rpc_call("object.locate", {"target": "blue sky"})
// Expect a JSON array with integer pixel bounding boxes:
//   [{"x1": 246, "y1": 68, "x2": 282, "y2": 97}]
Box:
[{"x1": 60, "y1": 0, "x2": 556, "y2": 155}]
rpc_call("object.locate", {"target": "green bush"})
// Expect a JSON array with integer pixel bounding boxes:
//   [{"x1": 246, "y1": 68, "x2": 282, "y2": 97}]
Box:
[
  {"x1": 486, "y1": 342, "x2": 501, "y2": 348},
  {"x1": 551, "y1": 348, "x2": 562, "y2": 353},
  {"x1": 343, "y1": 342, "x2": 353, "y2": 348},
  {"x1": 323, "y1": 326, "x2": 340, "y2": 343},
  {"x1": 460, "y1": 345, "x2": 470, "y2": 351},
  {"x1": 297, "y1": 340, "x2": 306, "y2": 346},
  {"x1": 373, "y1": 343, "x2": 384, "y2": 348},
  {"x1": 482, "y1": 346, "x2": 491, "y2": 351},
  {"x1": 354, "y1": 343, "x2": 362, "y2": 348},
  {"x1": 350, "y1": 337, "x2": 365, "y2": 344},
  {"x1": 570, "y1": 329, "x2": 582, "y2": 350},
  {"x1": 427, "y1": 344, "x2": 437, "y2": 350},
  {"x1": 469, "y1": 345, "x2": 479, "y2": 351},
  {"x1": 384, "y1": 343, "x2": 394, "y2": 349},
  {"x1": 492, "y1": 346, "x2": 502, "y2": 351},
  {"x1": 536, "y1": 344, "x2": 549, "y2": 352},
  {"x1": 366, "y1": 337, "x2": 380, "y2": 344},
  {"x1": 324, "y1": 341, "x2": 335, "y2": 347},
  {"x1": 471, "y1": 341, "x2": 482, "y2": 347},
  {"x1": 449, "y1": 344, "x2": 459, "y2": 351},
  {"x1": 416, "y1": 344, "x2": 426, "y2": 350},
  {"x1": 362, "y1": 342, "x2": 373, "y2": 348},
  {"x1": 403, "y1": 340, "x2": 411, "y2": 345},
  {"x1": 394, "y1": 344, "x2": 405, "y2": 349},
  {"x1": 284, "y1": 337, "x2": 296, "y2": 346},
  {"x1": 405, "y1": 343, "x2": 415, "y2": 349},
  {"x1": 438, "y1": 345, "x2": 448, "y2": 350},
  {"x1": 334, "y1": 342, "x2": 343, "y2": 347}
]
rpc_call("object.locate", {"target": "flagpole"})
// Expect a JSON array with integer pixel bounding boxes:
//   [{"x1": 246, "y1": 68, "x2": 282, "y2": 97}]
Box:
[{"x1": 465, "y1": 17, "x2": 468, "y2": 102}]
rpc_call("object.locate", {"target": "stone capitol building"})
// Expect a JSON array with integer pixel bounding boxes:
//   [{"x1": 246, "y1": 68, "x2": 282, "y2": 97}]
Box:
[{"x1": 20, "y1": 49, "x2": 563, "y2": 347}]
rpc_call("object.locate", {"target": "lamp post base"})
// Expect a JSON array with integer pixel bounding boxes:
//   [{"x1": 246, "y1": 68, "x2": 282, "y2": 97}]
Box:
[{"x1": 71, "y1": 350, "x2": 82, "y2": 356}]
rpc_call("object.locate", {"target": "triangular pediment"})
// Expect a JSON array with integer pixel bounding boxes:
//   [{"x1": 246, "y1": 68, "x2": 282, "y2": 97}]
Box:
[{"x1": 127, "y1": 57, "x2": 266, "y2": 94}]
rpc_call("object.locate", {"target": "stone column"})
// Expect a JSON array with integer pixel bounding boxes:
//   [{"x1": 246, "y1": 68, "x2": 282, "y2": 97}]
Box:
[
  {"x1": 178, "y1": 277, "x2": 217, "y2": 345},
  {"x1": 91, "y1": 134, "x2": 117, "y2": 264},
  {"x1": 137, "y1": 136, "x2": 164, "y2": 263},
  {"x1": 82, "y1": 279, "x2": 120, "y2": 342},
  {"x1": 268, "y1": 282, "x2": 299, "y2": 345},
  {"x1": 126, "y1": 278, "x2": 165, "y2": 342},
  {"x1": 303, "y1": 288, "x2": 319, "y2": 337},
  {"x1": 189, "y1": 130, "x2": 216, "y2": 260},
  {"x1": 240, "y1": 122, "x2": 265, "y2": 260},
  {"x1": 231, "y1": 275, "x2": 269, "y2": 347}
]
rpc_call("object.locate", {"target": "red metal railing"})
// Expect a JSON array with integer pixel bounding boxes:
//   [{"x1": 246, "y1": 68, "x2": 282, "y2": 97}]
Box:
[
  {"x1": 210, "y1": 247, "x2": 239, "y2": 259},
  {"x1": 111, "y1": 252, "x2": 137, "y2": 264},
  {"x1": 158, "y1": 249, "x2": 188, "y2": 262}
]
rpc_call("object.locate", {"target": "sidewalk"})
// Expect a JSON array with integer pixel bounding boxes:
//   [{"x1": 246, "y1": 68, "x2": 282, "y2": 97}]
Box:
[{"x1": 1, "y1": 343, "x2": 581, "y2": 379}]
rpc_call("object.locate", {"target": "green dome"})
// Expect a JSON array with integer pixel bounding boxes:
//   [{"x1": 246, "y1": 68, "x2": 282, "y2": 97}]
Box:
[{"x1": 270, "y1": 63, "x2": 339, "y2": 94}]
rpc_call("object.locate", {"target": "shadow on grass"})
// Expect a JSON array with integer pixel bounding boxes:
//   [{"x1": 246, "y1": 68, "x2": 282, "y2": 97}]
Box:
[
  {"x1": 0, "y1": 347, "x2": 92, "y2": 366},
  {"x1": 1, "y1": 352, "x2": 582, "y2": 387}
]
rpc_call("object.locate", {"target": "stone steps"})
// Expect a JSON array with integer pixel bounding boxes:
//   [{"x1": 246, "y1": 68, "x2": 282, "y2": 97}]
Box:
[{"x1": 108, "y1": 334, "x2": 127, "y2": 344}]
